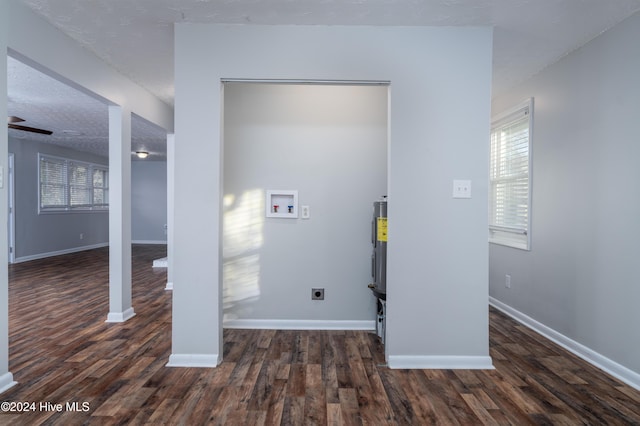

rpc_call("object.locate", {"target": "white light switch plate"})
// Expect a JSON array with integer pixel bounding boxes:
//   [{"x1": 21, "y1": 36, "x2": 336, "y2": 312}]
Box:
[
  {"x1": 301, "y1": 205, "x2": 310, "y2": 219},
  {"x1": 453, "y1": 180, "x2": 471, "y2": 198}
]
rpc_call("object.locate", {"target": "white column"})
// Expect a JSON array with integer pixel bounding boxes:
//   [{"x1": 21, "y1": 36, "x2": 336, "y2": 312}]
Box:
[
  {"x1": 106, "y1": 105, "x2": 135, "y2": 322},
  {"x1": 165, "y1": 133, "x2": 174, "y2": 291},
  {"x1": 0, "y1": 1, "x2": 17, "y2": 394},
  {"x1": 167, "y1": 58, "x2": 221, "y2": 367}
]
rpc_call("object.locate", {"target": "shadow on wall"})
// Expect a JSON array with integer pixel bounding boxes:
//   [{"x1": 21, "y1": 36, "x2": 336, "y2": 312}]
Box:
[{"x1": 223, "y1": 189, "x2": 264, "y2": 320}]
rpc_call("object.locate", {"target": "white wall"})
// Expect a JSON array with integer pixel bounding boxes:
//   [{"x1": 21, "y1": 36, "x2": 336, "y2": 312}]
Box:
[
  {"x1": 223, "y1": 83, "x2": 387, "y2": 324},
  {"x1": 490, "y1": 12, "x2": 640, "y2": 386},
  {"x1": 132, "y1": 161, "x2": 168, "y2": 243},
  {"x1": 173, "y1": 24, "x2": 493, "y2": 368}
]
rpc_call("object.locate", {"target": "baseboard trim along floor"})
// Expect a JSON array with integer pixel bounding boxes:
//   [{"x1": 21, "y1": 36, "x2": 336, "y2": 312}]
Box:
[
  {"x1": 223, "y1": 319, "x2": 375, "y2": 331},
  {"x1": 490, "y1": 297, "x2": 640, "y2": 391},
  {"x1": 166, "y1": 354, "x2": 220, "y2": 368}
]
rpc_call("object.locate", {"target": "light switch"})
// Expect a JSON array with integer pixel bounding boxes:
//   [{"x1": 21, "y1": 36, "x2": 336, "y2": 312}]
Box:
[
  {"x1": 301, "y1": 205, "x2": 310, "y2": 219},
  {"x1": 453, "y1": 180, "x2": 471, "y2": 199}
]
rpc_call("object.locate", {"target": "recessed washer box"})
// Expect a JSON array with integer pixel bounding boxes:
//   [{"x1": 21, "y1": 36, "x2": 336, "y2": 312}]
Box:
[{"x1": 266, "y1": 190, "x2": 298, "y2": 218}]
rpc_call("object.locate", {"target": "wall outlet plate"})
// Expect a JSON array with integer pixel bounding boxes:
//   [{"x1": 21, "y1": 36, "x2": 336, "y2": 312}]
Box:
[
  {"x1": 453, "y1": 179, "x2": 472, "y2": 198},
  {"x1": 311, "y1": 288, "x2": 324, "y2": 300}
]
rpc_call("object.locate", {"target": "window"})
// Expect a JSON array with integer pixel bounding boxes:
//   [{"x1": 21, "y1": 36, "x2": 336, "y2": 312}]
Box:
[
  {"x1": 39, "y1": 156, "x2": 67, "y2": 210},
  {"x1": 92, "y1": 167, "x2": 109, "y2": 208},
  {"x1": 489, "y1": 98, "x2": 533, "y2": 250},
  {"x1": 69, "y1": 162, "x2": 92, "y2": 208},
  {"x1": 39, "y1": 154, "x2": 109, "y2": 213}
]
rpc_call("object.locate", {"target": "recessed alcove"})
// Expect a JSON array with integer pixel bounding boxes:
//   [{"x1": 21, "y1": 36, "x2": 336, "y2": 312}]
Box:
[{"x1": 222, "y1": 82, "x2": 388, "y2": 325}]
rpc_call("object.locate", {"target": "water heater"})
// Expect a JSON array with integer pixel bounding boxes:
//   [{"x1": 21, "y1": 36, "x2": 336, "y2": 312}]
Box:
[{"x1": 369, "y1": 197, "x2": 387, "y2": 300}]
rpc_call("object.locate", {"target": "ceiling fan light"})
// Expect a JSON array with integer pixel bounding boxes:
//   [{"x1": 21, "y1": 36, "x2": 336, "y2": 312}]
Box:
[{"x1": 136, "y1": 151, "x2": 149, "y2": 159}]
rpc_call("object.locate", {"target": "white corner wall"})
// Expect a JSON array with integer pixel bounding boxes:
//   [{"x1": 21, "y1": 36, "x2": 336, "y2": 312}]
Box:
[
  {"x1": 490, "y1": 12, "x2": 640, "y2": 388},
  {"x1": 173, "y1": 24, "x2": 493, "y2": 368}
]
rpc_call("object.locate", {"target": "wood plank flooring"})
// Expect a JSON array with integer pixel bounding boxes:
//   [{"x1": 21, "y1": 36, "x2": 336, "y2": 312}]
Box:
[{"x1": 1, "y1": 245, "x2": 639, "y2": 424}]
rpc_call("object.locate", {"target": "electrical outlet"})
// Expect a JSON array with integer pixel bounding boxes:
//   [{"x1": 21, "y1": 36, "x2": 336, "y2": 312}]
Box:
[
  {"x1": 80, "y1": 233, "x2": 84, "y2": 240},
  {"x1": 505, "y1": 274, "x2": 511, "y2": 289},
  {"x1": 311, "y1": 288, "x2": 324, "y2": 300}
]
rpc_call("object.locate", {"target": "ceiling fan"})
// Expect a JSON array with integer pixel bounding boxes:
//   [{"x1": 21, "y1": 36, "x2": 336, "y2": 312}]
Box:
[{"x1": 7, "y1": 116, "x2": 53, "y2": 135}]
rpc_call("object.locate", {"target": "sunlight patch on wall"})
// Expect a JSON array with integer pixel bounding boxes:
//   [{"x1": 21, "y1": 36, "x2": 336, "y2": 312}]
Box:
[{"x1": 222, "y1": 189, "x2": 264, "y2": 320}]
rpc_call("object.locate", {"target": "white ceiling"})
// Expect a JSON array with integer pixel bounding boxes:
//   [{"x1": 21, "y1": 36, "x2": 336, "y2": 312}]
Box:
[{"x1": 8, "y1": 0, "x2": 640, "y2": 158}]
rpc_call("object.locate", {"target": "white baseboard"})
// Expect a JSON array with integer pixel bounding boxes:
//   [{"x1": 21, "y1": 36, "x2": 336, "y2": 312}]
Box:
[
  {"x1": 13, "y1": 243, "x2": 109, "y2": 263},
  {"x1": 165, "y1": 282, "x2": 173, "y2": 291},
  {"x1": 166, "y1": 353, "x2": 219, "y2": 368},
  {"x1": 105, "y1": 307, "x2": 136, "y2": 323},
  {"x1": 0, "y1": 372, "x2": 17, "y2": 394},
  {"x1": 223, "y1": 319, "x2": 376, "y2": 330},
  {"x1": 388, "y1": 355, "x2": 494, "y2": 370},
  {"x1": 132, "y1": 240, "x2": 167, "y2": 245},
  {"x1": 490, "y1": 297, "x2": 640, "y2": 391}
]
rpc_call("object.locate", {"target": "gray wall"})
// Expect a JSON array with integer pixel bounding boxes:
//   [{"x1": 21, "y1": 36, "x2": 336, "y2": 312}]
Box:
[
  {"x1": 9, "y1": 140, "x2": 169, "y2": 258},
  {"x1": 132, "y1": 160, "x2": 167, "y2": 243},
  {"x1": 223, "y1": 83, "x2": 387, "y2": 322},
  {"x1": 173, "y1": 24, "x2": 492, "y2": 367},
  {"x1": 9, "y1": 137, "x2": 109, "y2": 261},
  {"x1": 490, "y1": 12, "x2": 640, "y2": 377}
]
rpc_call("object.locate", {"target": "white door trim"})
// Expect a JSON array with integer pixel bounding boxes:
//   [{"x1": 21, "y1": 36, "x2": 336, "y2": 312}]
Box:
[{"x1": 7, "y1": 153, "x2": 15, "y2": 264}]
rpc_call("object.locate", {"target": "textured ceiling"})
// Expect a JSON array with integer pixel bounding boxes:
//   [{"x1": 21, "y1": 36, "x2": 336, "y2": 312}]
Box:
[
  {"x1": 7, "y1": 56, "x2": 168, "y2": 160},
  {"x1": 8, "y1": 0, "x2": 640, "y2": 158},
  {"x1": 19, "y1": 0, "x2": 640, "y2": 105}
]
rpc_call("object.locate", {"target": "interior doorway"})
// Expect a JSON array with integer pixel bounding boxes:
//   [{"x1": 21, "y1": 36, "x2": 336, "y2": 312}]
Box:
[{"x1": 221, "y1": 81, "x2": 389, "y2": 330}]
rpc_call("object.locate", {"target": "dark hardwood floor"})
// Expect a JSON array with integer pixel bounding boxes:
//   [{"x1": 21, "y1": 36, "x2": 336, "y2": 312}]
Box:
[{"x1": 0, "y1": 245, "x2": 639, "y2": 425}]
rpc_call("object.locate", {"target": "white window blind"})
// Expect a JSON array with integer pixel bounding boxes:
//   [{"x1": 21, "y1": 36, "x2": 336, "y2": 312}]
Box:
[
  {"x1": 92, "y1": 167, "x2": 109, "y2": 208},
  {"x1": 489, "y1": 99, "x2": 533, "y2": 250},
  {"x1": 38, "y1": 153, "x2": 109, "y2": 213},
  {"x1": 40, "y1": 156, "x2": 67, "y2": 209},
  {"x1": 69, "y1": 162, "x2": 92, "y2": 208}
]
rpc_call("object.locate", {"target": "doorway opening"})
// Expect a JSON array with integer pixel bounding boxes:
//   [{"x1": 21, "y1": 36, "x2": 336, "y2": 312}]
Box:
[{"x1": 221, "y1": 80, "x2": 389, "y2": 333}]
